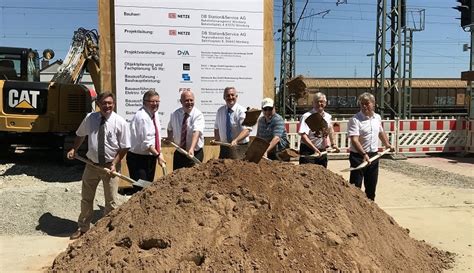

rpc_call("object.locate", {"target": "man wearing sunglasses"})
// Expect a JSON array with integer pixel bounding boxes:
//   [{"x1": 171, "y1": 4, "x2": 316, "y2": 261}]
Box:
[{"x1": 256, "y1": 98, "x2": 289, "y2": 160}]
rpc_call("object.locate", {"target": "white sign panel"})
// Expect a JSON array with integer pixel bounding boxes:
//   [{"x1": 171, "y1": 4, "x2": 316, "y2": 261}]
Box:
[{"x1": 114, "y1": 0, "x2": 264, "y2": 135}]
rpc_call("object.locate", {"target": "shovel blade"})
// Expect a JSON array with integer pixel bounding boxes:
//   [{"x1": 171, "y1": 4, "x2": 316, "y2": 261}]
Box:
[
  {"x1": 133, "y1": 179, "x2": 152, "y2": 188},
  {"x1": 276, "y1": 148, "x2": 299, "y2": 161},
  {"x1": 244, "y1": 137, "x2": 269, "y2": 163},
  {"x1": 242, "y1": 108, "x2": 261, "y2": 127},
  {"x1": 305, "y1": 113, "x2": 328, "y2": 132}
]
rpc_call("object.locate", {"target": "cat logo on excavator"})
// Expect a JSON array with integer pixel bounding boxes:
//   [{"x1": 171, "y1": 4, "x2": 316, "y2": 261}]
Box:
[{"x1": 8, "y1": 89, "x2": 40, "y2": 109}]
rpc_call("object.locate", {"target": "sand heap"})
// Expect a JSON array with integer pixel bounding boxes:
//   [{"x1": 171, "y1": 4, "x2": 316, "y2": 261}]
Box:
[{"x1": 50, "y1": 159, "x2": 453, "y2": 271}]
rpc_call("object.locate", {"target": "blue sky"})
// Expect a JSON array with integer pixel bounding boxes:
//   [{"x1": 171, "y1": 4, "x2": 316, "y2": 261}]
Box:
[{"x1": 0, "y1": 0, "x2": 469, "y2": 78}]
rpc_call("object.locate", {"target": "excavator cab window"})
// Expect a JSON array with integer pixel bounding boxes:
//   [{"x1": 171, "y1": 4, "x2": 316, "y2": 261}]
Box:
[
  {"x1": 0, "y1": 55, "x2": 20, "y2": 80},
  {"x1": 0, "y1": 47, "x2": 40, "y2": 82}
]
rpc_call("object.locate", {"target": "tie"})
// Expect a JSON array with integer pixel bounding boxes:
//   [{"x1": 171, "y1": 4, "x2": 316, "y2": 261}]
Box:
[
  {"x1": 180, "y1": 113, "x2": 189, "y2": 149},
  {"x1": 98, "y1": 116, "x2": 106, "y2": 165},
  {"x1": 152, "y1": 115, "x2": 160, "y2": 153},
  {"x1": 226, "y1": 108, "x2": 233, "y2": 143}
]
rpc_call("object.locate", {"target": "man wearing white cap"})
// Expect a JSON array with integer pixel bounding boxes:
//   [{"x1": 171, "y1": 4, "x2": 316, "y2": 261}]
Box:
[{"x1": 256, "y1": 97, "x2": 289, "y2": 160}]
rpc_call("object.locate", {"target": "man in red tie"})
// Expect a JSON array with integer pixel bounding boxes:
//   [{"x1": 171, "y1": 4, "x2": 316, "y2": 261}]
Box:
[
  {"x1": 127, "y1": 89, "x2": 166, "y2": 188},
  {"x1": 166, "y1": 90, "x2": 205, "y2": 170}
]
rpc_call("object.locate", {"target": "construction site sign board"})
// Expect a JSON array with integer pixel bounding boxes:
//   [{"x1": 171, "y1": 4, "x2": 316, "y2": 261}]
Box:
[{"x1": 114, "y1": 0, "x2": 264, "y2": 135}]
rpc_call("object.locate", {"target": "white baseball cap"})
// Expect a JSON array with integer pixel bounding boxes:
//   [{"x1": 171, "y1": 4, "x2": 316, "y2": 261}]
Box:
[{"x1": 261, "y1": 98, "x2": 274, "y2": 108}]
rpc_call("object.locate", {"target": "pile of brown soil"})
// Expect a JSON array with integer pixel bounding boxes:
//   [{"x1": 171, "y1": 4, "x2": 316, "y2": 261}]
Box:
[{"x1": 50, "y1": 159, "x2": 453, "y2": 271}]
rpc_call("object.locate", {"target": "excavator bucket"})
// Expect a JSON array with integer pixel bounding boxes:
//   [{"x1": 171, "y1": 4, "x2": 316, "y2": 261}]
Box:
[
  {"x1": 243, "y1": 137, "x2": 269, "y2": 163},
  {"x1": 242, "y1": 108, "x2": 261, "y2": 127}
]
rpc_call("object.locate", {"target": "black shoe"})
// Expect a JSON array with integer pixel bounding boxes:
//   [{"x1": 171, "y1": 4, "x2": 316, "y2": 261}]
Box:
[{"x1": 70, "y1": 229, "x2": 85, "y2": 240}]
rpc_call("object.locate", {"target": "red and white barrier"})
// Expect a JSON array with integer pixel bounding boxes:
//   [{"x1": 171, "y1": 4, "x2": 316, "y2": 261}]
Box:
[
  {"x1": 285, "y1": 117, "x2": 469, "y2": 155},
  {"x1": 466, "y1": 120, "x2": 474, "y2": 153}
]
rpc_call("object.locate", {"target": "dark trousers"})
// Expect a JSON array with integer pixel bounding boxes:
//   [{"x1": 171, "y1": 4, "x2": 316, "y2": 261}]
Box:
[
  {"x1": 173, "y1": 148, "x2": 203, "y2": 170},
  {"x1": 126, "y1": 151, "x2": 157, "y2": 185},
  {"x1": 349, "y1": 152, "x2": 379, "y2": 200},
  {"x1": 218, "y1": 143, "x2": 248, "y2": 159},
  {"x1": 298, "y1": 143, "x2": 328, "y2": 168}
]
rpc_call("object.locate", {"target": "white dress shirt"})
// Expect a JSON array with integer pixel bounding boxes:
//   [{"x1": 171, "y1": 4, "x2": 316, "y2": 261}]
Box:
[
  {"x1": 76, "y1": 111, "x2": 131, "y2": 163},
  {"x1": 298, "y1": 110, "x2": 333, "y2": 149},
  {"x1": 214, "y1": 103, "x2": 251, "y2": 144},
  {"x1": 347, "y1": 111, "x2": 384, "y2": 153},
  {"x1": 167, "y1": 107, "x2": 205, "y2": 151},
  {"x1": 129, "y1": 107, "x2": 161, "y2": 155}
]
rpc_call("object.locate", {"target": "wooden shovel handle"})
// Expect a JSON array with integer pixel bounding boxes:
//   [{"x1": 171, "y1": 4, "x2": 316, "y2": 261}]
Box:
[
  {"x1": 210, "y1": 140, "x2": 232, "y2": 147},
  {"x1": 161, "y1": 162, "x2": 168, "y2": 176},
  {"x1": 344, "y1": 148, "x2": 391, "y2": 172},
  {"x1": 74, "y1": 155, "x2": 136, "y2": 185},
  {"x1": 162, "y1": 139, "x2": 201, "y2": 164}
]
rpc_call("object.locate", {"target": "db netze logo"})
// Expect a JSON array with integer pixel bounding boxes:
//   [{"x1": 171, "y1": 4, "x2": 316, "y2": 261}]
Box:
[
  {"x1": 168, "y1": 13, "x2": 190, "y2": 19},
  {"x1": 8, "y1": 89, "x2": 40, "y2": 109}
]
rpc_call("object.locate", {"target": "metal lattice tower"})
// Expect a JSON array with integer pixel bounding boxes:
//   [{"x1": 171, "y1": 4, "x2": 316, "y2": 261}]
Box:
[
  {"x1": 278, "y1": 0, "x2": 296, "y2": 119},
  {"x1": 402, "y1": 8, "x2": 425, "y2": 118},
  {"x1": 402, "y1": 29, "x2": 413, "y2": 118},
  {"x1": 374, "y1": 0, "x2": 403, "y2": 118}
]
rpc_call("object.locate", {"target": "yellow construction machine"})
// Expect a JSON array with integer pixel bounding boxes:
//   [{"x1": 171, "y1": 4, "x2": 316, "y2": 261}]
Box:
[{"x1": 0, "y1": 28, "x2": 101, "y2": 158}]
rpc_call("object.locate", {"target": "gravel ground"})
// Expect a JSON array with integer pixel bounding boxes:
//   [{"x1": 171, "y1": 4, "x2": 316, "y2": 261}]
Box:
[
  {"x1": 380, "y1": 159, "x2": 473, "y2": 189},
  {"x1": 0, "y1": 150, "x2": 129, "y2": 236},
  {"x1": 0, "y1": 151, "x2": 471, "y2": 236}
]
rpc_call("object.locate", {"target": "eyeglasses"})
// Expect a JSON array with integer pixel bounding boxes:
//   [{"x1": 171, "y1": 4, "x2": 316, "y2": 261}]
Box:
[
  {"x1": 145, "y1": 100, "x2": 160, "y2": 104},
  {"x1": 262, "y1": 107, "x2": 273, "y2": 112},
  {"x1": 99, "y1": 101, "x2": 114, "y2": 106}
]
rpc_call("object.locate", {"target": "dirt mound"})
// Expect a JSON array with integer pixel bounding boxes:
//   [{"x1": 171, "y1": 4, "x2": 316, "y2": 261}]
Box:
[{"x1": 50, "y1": 160, "x2": 453, "y2": 271}]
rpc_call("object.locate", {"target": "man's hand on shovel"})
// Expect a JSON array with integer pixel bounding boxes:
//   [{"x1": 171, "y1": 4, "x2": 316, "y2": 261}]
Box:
[
  {"x1": 210, "y1": 140, "x2": 236, "y2": 147},
  {"x1": 162, "y1": 138, "x2": 201, "y2": 164},
  {"x1": 74, "y1": 155, "x2": 152, "y2": 188},
  {"x1": 341, "y1": 148, "x2": 391, "y2": 172}
]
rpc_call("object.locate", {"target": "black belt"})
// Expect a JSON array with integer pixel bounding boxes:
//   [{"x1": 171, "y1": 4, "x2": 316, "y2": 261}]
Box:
[{"x1": 127, "y1": 151, "x2": 157, "y2": 158}]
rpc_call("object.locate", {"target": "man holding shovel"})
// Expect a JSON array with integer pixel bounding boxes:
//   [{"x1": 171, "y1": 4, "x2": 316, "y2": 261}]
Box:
[
  {"x1": 166, "y1": 90, "x2": 205, "y2": 170},
  {"x1": 256, "y1": 98, "x2": 290, "y2": 161},
  {"x1": 67, "y1": 92, "x2": 130, "y2": 239},
  {"x1": 127, "y1": 89, "x2": 166, "y2": 190},
  {"x1": 298, "y1": 92, "x2": 339, "y2": 168},
  {"x1": 347, "y1": 92, "x2": 394, "y2": 200},
  {"x1": 213, "y1": 87, "x2": 251, "y2": 159}
]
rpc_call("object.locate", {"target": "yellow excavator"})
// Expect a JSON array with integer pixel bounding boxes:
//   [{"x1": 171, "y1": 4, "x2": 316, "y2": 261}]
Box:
[{"x1": 0, "y1": 28, "x2": 101, "y2": 158}]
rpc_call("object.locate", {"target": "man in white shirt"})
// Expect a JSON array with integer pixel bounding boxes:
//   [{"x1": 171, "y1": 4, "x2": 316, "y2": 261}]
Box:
[
  {"x1": 167, "y1": 90, "x2": 205, "y2": 170},
  {"x1": 67, "y1": 91, "x2": 130, "y2": 239},
  {"x1": 127, "y1": 89, "x2": 166, "y2": 187},
  {"x1": 347, "y1": 92, "x2": 393, "y2": 200},
  {"x1": 298, "y1": 92, "x2": 339, "y2": 168},
  {"x1": 213, "y1": 87, "x2": 251, "y2": 159}
]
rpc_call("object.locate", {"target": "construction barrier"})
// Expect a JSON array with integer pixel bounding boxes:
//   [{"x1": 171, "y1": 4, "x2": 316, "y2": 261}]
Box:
[
  {"x1": 467, "y1": 120, "x2": 474, "y2": 153},
  {"x1": 285, "y1": 117, "x2": 469, "y2": 155}
]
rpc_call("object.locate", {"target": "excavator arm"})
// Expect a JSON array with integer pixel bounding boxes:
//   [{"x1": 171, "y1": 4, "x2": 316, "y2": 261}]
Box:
[{"x1": 51, "y1": 28, "x2": 101, "y2": 93}]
